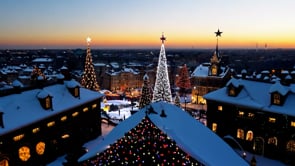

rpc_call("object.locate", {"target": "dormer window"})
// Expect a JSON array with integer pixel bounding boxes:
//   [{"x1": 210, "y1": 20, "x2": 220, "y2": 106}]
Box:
[
  {"x1": 65, "y1": 80, "x2": 80, "y2": 98},
  {"x1": 229, "y1": 87, "x2": 236, "y2": 96},
  {"x1": 273, "y1": 93, "x2": 281, "y2": 105},
  {"x1": 37, "y1": 90, "x2": 53, "y2": 110}
]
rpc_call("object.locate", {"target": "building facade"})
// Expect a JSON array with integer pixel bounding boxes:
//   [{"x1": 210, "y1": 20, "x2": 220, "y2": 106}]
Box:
[
  {"x1": 0, "y1": 80, "x2": 103, "y2": 165},
  {"x1": 204, "y1": 77, "x2": 295, "y2": 164}
]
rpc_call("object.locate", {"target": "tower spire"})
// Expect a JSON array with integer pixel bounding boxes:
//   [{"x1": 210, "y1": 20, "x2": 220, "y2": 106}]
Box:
[
  {"x1": 214, "y1": 29, "x2": 222, "y2": 56},
  {"x1": 160, "y1": 32, "x2": 166, "y2": 44}
]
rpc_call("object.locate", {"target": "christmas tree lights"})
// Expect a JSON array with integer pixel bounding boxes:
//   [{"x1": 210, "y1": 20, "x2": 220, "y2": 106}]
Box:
[
  {"x1": 139, "y1": 74, "x2": 152, "y2": 109},
  {"x1": 176, "y1": 64, "x2": 191, "y2": 96},
  {"x1": 80, "y1": 37, "x2": 100, "y2": 91}
]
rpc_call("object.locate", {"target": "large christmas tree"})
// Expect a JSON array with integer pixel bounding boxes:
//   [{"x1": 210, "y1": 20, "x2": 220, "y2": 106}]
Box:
[
  {"x1": 139, "y1": 74, "x2": 152, "y2": 109},
  {"x1": 152, "y1": 33, "x2": 172, "y2": 103},
  {"x1": 80, "y1": 37, "x2": 100, "y2": 91},
  {"x1": 176, "y1": 64, "x2": 191, "y2": 96}
]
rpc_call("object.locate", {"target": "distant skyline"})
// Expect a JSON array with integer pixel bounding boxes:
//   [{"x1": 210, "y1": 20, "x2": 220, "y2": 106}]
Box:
[{"x1": 1, "y1": 0, "x2": 295, "y2": 49}]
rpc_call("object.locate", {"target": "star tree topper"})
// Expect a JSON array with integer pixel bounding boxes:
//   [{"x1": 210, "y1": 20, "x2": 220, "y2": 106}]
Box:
[
  {"x1": 215, "y1": 29, "x2": 222, "y2": 37},
  {"x1": 86, "y1": 37, "x2": 91, "y2": 44},
  {"x1": 160, "y1": 32, "x2": 166, "y2": 44}
]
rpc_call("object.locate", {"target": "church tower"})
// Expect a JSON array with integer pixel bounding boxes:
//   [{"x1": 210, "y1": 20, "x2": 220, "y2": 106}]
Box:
[{"x1": 209, "y1": 29, "x2": 222, "y2": 76}]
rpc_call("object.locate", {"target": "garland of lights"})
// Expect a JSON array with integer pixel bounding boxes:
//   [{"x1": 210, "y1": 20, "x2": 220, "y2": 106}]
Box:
[{"x1": 83, "y1": 116, "x2": 202, "y2": 165}]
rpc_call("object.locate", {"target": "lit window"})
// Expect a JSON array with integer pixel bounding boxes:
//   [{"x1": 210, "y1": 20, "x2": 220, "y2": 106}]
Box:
[
  {"x1": 286, "y1": 140, "x2": 295, "y2": 152},
  {"x1": 268, "y1": 137, "x2": 278, "y2": 146},
  {"x1": 291, "y1": 121, "x2": 295, "y2": 127},
  {"x1": 74, "y1": 88, "x2": 79, "y2": 97},
  {"x1": 269, "y1": 117, "x2": 276, "y2": 123},
  {"x1": 229, "y1": 88, "x2": 235, "y2": 96},
  {"x1": 246, "y1": 131, "x2": 254, "y2": 141},
  {"x1": 248, "y1": 113, "x2": 255, "y2": 118},
  {"x1": 217, "y1": 106, "x2": 223, "y2": 111},
  {"x1": 83, "y1": 107, "x2": 89, "y2": 112},
  {"x1": 0, "y1": 159, "x2": 8, "y2": 166},
  {"x1": 238, "y1": 111, "x2": 244, "y2": 117},
  {"x1": 32, "y1": 128, "x2": 40, "y2": 133},
  {"x1": 92, "y1": 104, "x2": 97, "y2": 109},
  {"x1": 19, "y1": 146, "x2": 31, "y2": 161},
  {"x1": 13, "y1": 134, "x2": 24, "y2": 141},
  {"x1": 72, "y1": 112, "x2": 79, "y2": 117},
  {"x1": 273, "y1": 93, "x2": 281, "y2": 105},
  {"x1": 61, "y1": 134, "x2": 70, "y2": 139},
  {"x1": 61, "y1": 116, "x2": 67, "y2": 121},
  {"x1": 212, "y1": 123, "x2": 217, "y2": 132},
  {"x1": 45, "y1": 97, "x2": 51, "y2": 109},
  {"x1": 237, "y1": 129, "x2": 244, "y2": 139},
  {"x1": 36, "y1": 142, "x2": 46, "y2": 155},
  {"x1": 47, "y1": 121, "x2": 55, "y2": 127}
]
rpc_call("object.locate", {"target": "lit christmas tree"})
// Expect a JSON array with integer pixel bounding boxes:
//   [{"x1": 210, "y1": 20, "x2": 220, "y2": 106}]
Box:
[
  {"x1": 176, "y1": 64, "x2": 191, "y2": 96},
  {"x1": 152, "y1": 33, "x2": 172, "y2": 103},
  {"x1": 139, "y1": 74, "x2": 152, "y2": 109},
  {"x1": 82, "y1": 116, "x2": 201, "y2": 165},
  {"x1": 80, "y1": 37, "x2": 100, "y2": 91}
]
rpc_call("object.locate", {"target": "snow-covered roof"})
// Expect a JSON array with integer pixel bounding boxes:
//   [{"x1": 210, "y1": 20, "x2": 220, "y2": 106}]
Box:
[
  {"x1": 79, "y1": 101, "x2": 248, "y2": 166},
  {"x1": 204, "y1": 78, "x2": 295, "y2": 116},
  {"x1": 32, "y1": 58, "x2": 53, "y2": 63},
  {"x1": 191, "y1": 63, "x2": 229, "y2": 78},
  {"x1": 0, "y1": 80, "x2": 104, "y2": 135}
]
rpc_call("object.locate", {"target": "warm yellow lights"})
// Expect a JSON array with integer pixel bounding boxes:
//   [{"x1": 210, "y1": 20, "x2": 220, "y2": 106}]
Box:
[
  {"x1": 92, "y1": 104, "x2": 97, "y2": 109},
  {"x1": 72, "y1": 111, "x2": 79, "y2": 117},
  {"x1": 32, "y1": 127, "x2": 40, "y2": 133},
  {"x1": 47, "y1": 121, "x2": 55, "y2": 127},
  {"x1": 61, "y1": 116, "x2": 67, "y2": 121},
  {"x1": 13, "y1": 134, "x2": 25, "y2": 141},
  {"x1": 269, "y1": 117, "x2": 276, "y2": 123},
  {"x1": 86, "y1": 37, "x2": 91, "y2": 43},
  {"x1": 36, "y1": 142, "x2": 46, "y2": 155},
  {"x1": 19, "y1": 146, "x2": 31, "y2": 161}
]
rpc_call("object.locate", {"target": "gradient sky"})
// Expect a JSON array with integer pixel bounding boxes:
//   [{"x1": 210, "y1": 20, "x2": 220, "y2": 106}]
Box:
[{"x1": 1, "y1": 0, "x2": 295, "y2": 49}]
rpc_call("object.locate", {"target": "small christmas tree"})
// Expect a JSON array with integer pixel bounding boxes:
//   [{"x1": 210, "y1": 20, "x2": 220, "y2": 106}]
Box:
[
  {"x1": 139, "y1": 74, "x2": 152, "y2": 109},
  {"x1": 80, "y1": 37, "x2": 100, "y2": 91},
  {"x1": 152, "y1": 33, "x2": 172, "y2": 103},
  {"x1": 176, "y1": 64, "x2": 191, "y2": 96}
]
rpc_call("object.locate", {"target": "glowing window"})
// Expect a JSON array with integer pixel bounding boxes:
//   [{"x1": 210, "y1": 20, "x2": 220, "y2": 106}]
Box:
[
  {"x1": 61, "y1": 134, "x2": 70, "y2": 139},
  {"x1": 13, "y1": 134, "x2": 24, "y2": 141},
  {"x1": 0, "y1": 159, "x2": 8, "y2": 166},
  {"x1": 291, "y1": 121, "x2": 295, "y2": 127},
  {"x1": 248, "y1": 113, "x2": 255, "y2": 118},
  {"x1": 246, "y1": 131, "x2": 254, "y2": 141},
  {"x1": 273, "y1": 93, "x2": 281, "y2": 105},
  {"x1": 238, "y1": 111, "x2": 244, "y2": 117},
  {"x1": 32, "y1": 128, "x2": 40, "y2": 133},
  {"x1": 19, "y1": 146, "x2": 31, "y2": 161},
  {"x1": 36, "y1": 142, "x2": 45, "y2": 155},
  {"x1": 268, "y1": 137, "x2": 278, "y2": 146},
  {"x1": 92, "y1": 104, "x2": 97, "y2": 109},
  {"x1": 83, "y1": 107, "x2": 89, "y2": 112},
  {"x1": 237, "y1": 129, "x2": 244, "y2": 139},
  {"x1": 72, "y1": 112, "x2": 79, "y2": 117},
  {"x1": 74, "y1": 88, "x2": 79, "y2": 97},
  {"x1": 45, "y1": 97, "x2": 51, "y2": 109},
  {"x1": 47, "y1": 121, "x2": 55, "y2": 127},
  {"x1": 60, "y1": 116, "x2": 67, "y2": 121},
  {"x1": 229, "y1": 88, "x2": 235, "y2": 96},
  {"x1": 212, "y1": 123, "x2": 217, "y2": 132},
  {"x1": 286, "y1": 140, "x2": 295, "y2": 152},
  {"x1": 217, "y1": 106, "x2": 223, "y2": 111},
  {"x1": 269, "y1": 117, "x2": 276, "y2": 123}
]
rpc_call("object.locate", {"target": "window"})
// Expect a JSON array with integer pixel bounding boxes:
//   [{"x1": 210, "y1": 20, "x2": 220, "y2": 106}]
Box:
[
  {"x1": 45, "y1": 97, "x2": 51, "y2": 109},
  {"x1": 61, "y1": 116, "x2": 67, "y2": 121},
  {"x1": 217, "y1": 106, "x2": 223, "y2": 111},
  {"x1": 291, "y1": 121, "x2": 295, "y2": 127},
  {"x1": 13, "y1": 134, "x2": 24, "y2": 141},
  {"x1": 273, "y1": 93, "x2": 281, "y2": 105},
  {"x1": 32, "y1": 127, "x2": 40, "y2": 133},
  {"x1": 229, "y1": 88, "x2": 235, "y2": 96},
  {"x1": 47, "y1": 121, "x2": 55, "y2": 127},
  {"x1": 246, "y1": 131, "x2": 254, "y2": 141},
  {"x1": 237, "y1": 129, "x2": 244, "y2": 139},
  {"x1": 238, "y1": 111, "x2": 244, "y2": 117},
  {"x1": 269, "y1": 117, "x2": 276, "y2": 123},
  {"x1": 19, "y1": 146, "x2": 31, "y2": 161},
  {"x1": 248, "y1": 113, "x2": 255, "y2": 118},
  {"x1": 36, "y1": 142, "x2": 45, "y2": 155},
  {"x1": 268, "y1": 137, "x2": 278, "y2": 146},
  {"x1": 286, "y1": 140, "x2": 295, "y2": 152},
  {"x1": 72, "y1": 112, "x2": 79, "y2": 117},
  {"x1": 0, "y1": 159, "x2": 9, "y2": 166},
  {"x1": 61, "y1": 134, "x2": 70, "y2": 139},
  {"x1": 83, "y1": 107, "x2": 89, "y2": 112},
  {"x1": 92, "y1": 104, "x2": 97, "y2": 109},
  {"x1": 74, "y1": 88, "x2": 79, "y2": 97},
  {"x1": 212, "y1": 123, "x2": 217, "y2": 132}
]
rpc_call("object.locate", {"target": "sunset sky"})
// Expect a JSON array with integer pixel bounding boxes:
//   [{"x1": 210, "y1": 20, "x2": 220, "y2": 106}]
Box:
[{"x1": 1, "y1": 0, "x2": 295, "y2": 49}]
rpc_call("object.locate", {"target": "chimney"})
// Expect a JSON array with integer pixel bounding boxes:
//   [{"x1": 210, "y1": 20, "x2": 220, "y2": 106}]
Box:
[{"x1": 0, "y1": 112, "x2": 4, "y2": 128}]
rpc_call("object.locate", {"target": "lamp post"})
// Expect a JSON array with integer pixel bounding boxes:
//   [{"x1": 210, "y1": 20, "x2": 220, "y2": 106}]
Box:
[
  {"x1": 131, "y1": 92, "x2": 134, "y2": 112},
  {"x1": 184, "y1": 95, "x2": 187, "y2": 111}
]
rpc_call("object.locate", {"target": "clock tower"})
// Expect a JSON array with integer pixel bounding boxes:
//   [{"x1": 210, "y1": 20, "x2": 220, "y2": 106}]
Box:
[{"x1": 209, "y1": 29, "x2": 222, "y2": 76}]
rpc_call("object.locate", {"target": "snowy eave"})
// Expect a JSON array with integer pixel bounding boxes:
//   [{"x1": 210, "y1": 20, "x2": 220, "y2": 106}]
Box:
[{"x1": 269, "y1": 81, "x2": 289, "y2": 96}]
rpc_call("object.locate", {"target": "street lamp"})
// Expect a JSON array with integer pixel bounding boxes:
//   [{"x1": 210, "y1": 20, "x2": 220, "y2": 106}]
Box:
[{"x1": 131, "y1": 92, "x2": 134, "y2": 111}]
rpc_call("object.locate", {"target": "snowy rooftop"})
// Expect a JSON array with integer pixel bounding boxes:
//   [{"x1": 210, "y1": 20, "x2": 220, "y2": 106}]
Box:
[
  {"x1": 79, "y1": 101, "x2": 248, "y2": 166},
  {"x1": 205, "y1": 78, "x2": 295, "y2": 116},
  {"x1": 0, "y1": 80, "x2": 104, "y2": 135},
  {"x1": 191, "y1": 63, "x2": 229, "y2": 78}
]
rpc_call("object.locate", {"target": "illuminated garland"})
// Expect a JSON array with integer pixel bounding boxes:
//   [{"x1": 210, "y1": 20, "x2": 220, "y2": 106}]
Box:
[{"x1": 83, "y1": 116, "x2": 203, "y2": 165}]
